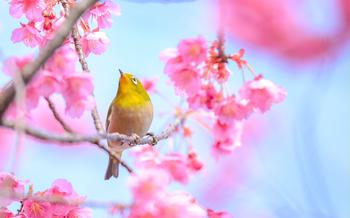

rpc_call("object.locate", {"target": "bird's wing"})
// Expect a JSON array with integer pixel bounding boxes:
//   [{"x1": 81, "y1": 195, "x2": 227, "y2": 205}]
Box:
[{"x1": 105, "y1": 103, "x2": 113, "y2": 131}]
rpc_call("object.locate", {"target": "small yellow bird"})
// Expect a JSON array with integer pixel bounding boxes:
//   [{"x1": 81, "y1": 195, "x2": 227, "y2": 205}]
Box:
[{"x1": 105, "y1": 70, "x2": 153, "y2": 180}]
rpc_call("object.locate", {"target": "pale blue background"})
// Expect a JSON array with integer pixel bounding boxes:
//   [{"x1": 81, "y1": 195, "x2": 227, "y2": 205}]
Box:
[{"x1": 0, "y1": 0, "x2": 349, "y2": 217}]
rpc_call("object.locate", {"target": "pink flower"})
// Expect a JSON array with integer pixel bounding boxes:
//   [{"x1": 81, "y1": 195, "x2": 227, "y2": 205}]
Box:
[
  {"x1": 2, "y1": 55, "x2": 33, "y2": 77},
  {"x1": 128, "y1": 168, "x2": 170, "y2": 204},
  {"x1": 165, "y1": 57, "x2": 201, "y2": 95},
  {"x1": 46, "y1": 45, "x2": 78, "y2": 75},
  {"x1": 230, "y1": 48, "x2": 247, "y2": 69},
  {"x1": 22, "y1": 199, "x2": 52, "y2": 218},
  {"x1": 160, "y1": 48, "x2": 178, "y2": 62},
  {"x1": 66, "y1": 207, "x2": 93, "y2": 218},
  {"x1": 9, "y1": 0, "x2": 44, "y2": 21},
  {"x1": 214, "y1": 63, "x2": 231, "y2": 83},
  {"x1": 0, "y1": 173, "x2": 25, "y2": 207},
  {"x1": 160, "y1": 154, "x2": 189, "y2": 184},
  {"x1": 87, "y1": 0, "x2": 121, "y2": 29},
  {"x1": 32, "y1": 70, "x2": 61, "y2": 97},
  {"x1": 25, "y1": 85, "x2": 41, "y2": 109},
  {"x1": 81, "y1": 31, "x2": 110, "y2": 56},
  {"x1": 132, "y1": 145, "x2": 161, "y2": 168},
  {"x1": 214, "y1": 96, "x2": 252, "y2": 123},
  {"x1": 187, "y1": 149, "x2": 203, "y2": 172},
  {"x1": 187, "y1": 84, "x2": 223, "y2": 110},
  {"x1": 62, "y1": 74, "x2": 95, "y2": 118},
  {"x1": 141, "y1": 78, "x2": 157, "y2": 93},
  {"x1": 177, "y1": 36, "x2": 207, "y2": 64},
  {"x1": 158, "y1": 192, "x2": 207, "y2": 218},
  {"x1": 0, "y1": 208, "x2": 14, "y2": 218},
  {"x1": 45, "y1": 179, "x2": 85, "y2": 216},
  {"x1": 47, "y1": 179, "x2": 74, "y2": 197},
  {"x1": 212, "y1": 120, "x2": 242, "y2": 156},
  {"x1": 239, "y1": 75, "x2": 287, "y2": 112},
  {"x1": 11, "y1": 22, "x2": 42, "y2": 48}
]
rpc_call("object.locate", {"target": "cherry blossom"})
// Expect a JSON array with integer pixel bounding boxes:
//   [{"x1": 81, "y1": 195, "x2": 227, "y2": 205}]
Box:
[
  {"x1": 81, "y1": 31, "x2": 110, "y2": 56},
  {"x1": 177, "y1": 36, "x2": 207, "y2": 64},
  {"x1": 160, "y1": 153, "x2": 190, "y2": 183},
  {"x1": 187, "y1": 84, "x2": 223, "y2": 110},
  {"x1": 9, "y1": 0, "x2": 45, "y2": 21},
  {"x1": 11, "y1": 22, "x2": 43, "y2": 48},
  {"x1": 214, "y1": 96, "x2": 251, "y2": 123},
  {"x1": 66, "y1": 207, "x2": 93, "y2": 218},
  {"x1": 0, "y1": 208, "x2": 13, "y2": 218},
  {"x1": 141, "y1": 78, "x2": 157, "y2": 93},
  {"x1": 22, "y1": 200, "x2": 53, "y2": 218},
  {"x1": 0, "y1": 172, "x2": 25, "y2": 207},
  {"x1": 128, "y1": 168, "x2": 170, "y2": 204},
  {"x1": 165, "y1": 62, "x2": 201, "y2": 95},
  {"x1": 2, "y1": 55, "x2": 33, "y2": 77},
  {"x1": 212, "y1": 120, "x2": 243, "y2": 156},
  {"x1": 163, "y1": 36, "x2": 287, "y2": 156},
  {"x1": 45, "y1": 45, "x2": 78, "y2": 76},
  {"x1": 239, "y1": 75, "x2": 287, "y2": 112},
  {"x1": 63, "y1": 74, "x2": 95, "y2": 118},
  {"x1": 86, "y1": 0, "x2": 121, "y2": 29}
]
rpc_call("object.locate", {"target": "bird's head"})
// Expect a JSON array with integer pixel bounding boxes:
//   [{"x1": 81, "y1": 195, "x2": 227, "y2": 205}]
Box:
[{"x1": 114, "y1": 69, "x2": 151, "y2": 108}]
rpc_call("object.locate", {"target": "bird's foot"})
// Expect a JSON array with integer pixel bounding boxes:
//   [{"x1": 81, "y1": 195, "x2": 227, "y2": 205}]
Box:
[
  {"x1": 130, "y1": 133, "x2": 141, "y2": 146},
  {"x1": 146, "y1": 132, "x2": 158, "y2": 146}
]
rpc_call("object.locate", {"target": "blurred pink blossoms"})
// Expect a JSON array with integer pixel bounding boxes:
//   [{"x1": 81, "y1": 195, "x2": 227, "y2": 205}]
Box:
[
  {"x1": 0, "y1": 172, "x2": 91, "y2": 217},
  {"x1": 123, "y1": 145, "x2": 227, "y2": 218},
  {"x1": 162, "y1": 36, "x2": 287, "y2": 155},
  {"x1": 6, "y1": 0, "x2": 120, "y2": 117}
]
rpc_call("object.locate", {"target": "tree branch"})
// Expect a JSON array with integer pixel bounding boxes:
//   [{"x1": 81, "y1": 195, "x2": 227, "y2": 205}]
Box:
[
  {"x1": 0, "y1": 0, "x2": 99, "y2": 122},
  {"x1": 44, "y1": 96, "x2": 133, "y2": 173},
  {"x1": 2, "y1": 114, "x2": 185, "y2": 145},
  {"x1": 45, "y1": 97, "x2": 74, "y2": 133}
]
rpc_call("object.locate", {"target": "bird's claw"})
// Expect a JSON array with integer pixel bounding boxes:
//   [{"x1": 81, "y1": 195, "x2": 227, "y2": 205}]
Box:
[
  {"x1": 146, "y1": 132, "x2": 158, "y2": 146},
  {"x1": 130, "y1": 133, "x2": 141, "y2": 146}
]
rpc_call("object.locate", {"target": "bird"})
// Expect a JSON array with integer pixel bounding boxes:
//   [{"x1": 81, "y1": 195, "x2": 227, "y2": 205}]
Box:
[{"x1": 105, "y1": 69, "x2": 153, "y2": 180}]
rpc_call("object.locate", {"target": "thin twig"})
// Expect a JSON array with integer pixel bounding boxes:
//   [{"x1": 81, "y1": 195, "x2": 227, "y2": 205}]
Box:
[
  {"x1": 45, "y1": 97, "x2": 74, "y2": 133},
  {"x1": 217, "y1": 29, "x2": 228, "y2": 63},
  {"x1": 0, "y1": 0, "x2": 99, "y2": 122},
  {"x1": 60, "y1": 0, "x2": 104, "y2": 134}
]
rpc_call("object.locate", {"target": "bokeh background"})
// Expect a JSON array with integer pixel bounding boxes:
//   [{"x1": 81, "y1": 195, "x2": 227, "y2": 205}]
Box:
[{"x1": 0, "y1": 0, "x2": 349, "y2": 217}]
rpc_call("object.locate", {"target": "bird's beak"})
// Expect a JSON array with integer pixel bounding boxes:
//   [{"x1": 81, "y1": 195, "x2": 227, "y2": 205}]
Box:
[{"x1": 119, "y1": 69, "x2": 124, "y2": 77}]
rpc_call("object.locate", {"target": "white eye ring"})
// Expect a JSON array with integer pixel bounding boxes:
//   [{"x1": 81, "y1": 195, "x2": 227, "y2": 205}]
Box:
[{"x1": 131, "y1": 77, "x2": 138, "y2": 85}]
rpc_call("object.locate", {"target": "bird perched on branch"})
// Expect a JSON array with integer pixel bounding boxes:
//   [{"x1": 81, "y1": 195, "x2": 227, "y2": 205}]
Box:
[{"x1": 105, "y1": 70, "x2": 153, "y2": 180}]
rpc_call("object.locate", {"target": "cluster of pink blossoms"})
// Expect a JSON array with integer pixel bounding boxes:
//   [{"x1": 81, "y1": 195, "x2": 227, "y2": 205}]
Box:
[
  {"x1": 5, "y1": 0, "x2": 120, "y2": 117},
  {"x1": 123, "y1": 145, "x2": 228, "y2": 218},
  {"x1": 162, "y1": 36, "x2": 287, "y2": 155},
  {"x1": 0, "y1": 172, "x2": 91, "y2": 218}
]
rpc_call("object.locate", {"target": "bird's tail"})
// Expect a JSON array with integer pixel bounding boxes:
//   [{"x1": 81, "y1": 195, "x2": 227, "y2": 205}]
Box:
[{"x1": 104, "y1": 152, "x2": 122, "y2": 180}]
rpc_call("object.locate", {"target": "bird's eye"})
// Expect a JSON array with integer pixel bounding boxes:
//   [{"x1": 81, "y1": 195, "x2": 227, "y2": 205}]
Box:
[{"x1": 131, "y1": 77, "x2": 138, "y2": 85}]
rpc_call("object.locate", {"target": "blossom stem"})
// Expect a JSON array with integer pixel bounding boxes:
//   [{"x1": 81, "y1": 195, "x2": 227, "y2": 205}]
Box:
[
  {"x1": 45, "y1": 97, "x2": 74, "y2": 133},
  {"x1": 60, "y1": 0, "x2": 105, "y2": 134}
]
